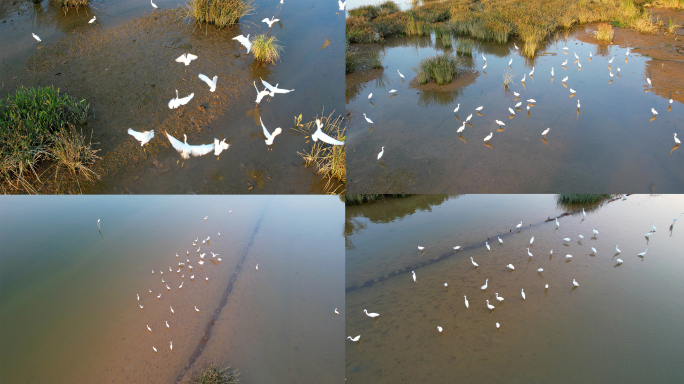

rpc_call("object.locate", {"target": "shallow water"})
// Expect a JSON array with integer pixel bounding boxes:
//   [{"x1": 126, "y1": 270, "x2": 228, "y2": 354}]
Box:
[
  {"x1": 345, "y1": 194, "x2": 684, "y2": 383},
  {"x1": 346, "y1": 30, "x2": 684, "y2": 193},
  {"x1": 0, "y1": 195, "x2": 344, "y2": 384},
  {"x1": 0, "y1": 0, "x2": 344, "y2": 194}
]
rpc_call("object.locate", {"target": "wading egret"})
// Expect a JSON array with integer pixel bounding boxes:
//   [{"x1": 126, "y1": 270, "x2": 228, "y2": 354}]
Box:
[
  {"x1": 389, "y1": 89, "x2": 397, "y2": 94},
  {"x1": 464, "y1": 296, "x2": 469, "y2": 308},
  {"x1": 127, "y1": 129, "x2": 154, "y2": 146},
  {"x1": 562, "y1": 60, "x2": 567, "y2": 66},
  {"x1": 444, "y1": 283, "x2": 448, "y2": 288},
  {"x1": 529, "y1": 67, "x2": 535, "y2": 76},
  {"x1": 397, "y1": 69, "x2": 405, "y2": 79},
  {"x1": 377, "y1": 146, "x2": 384, "y2": 160},
  {"x1": 638, "y1": 249, "x2": 648, "y2": 257},
  {"x1": 153, "y1": 346, "x2": 157, "y2": 353},
  {"x1": 574, "y1": 52, "x2": 579, "y2": 60},
  {"x1": 542, "y1": 128, "x2": 551, "y2": 136},
  {"x1": 262, "y1": 16, "x2": 279, "y2": 28},
  {"x1": 195, "y1": 306, "x2": 200, "y2": 312},
  {"x1": 485, "y1": 241, "x2": 490, "y2": 251},
  {"x1": 538, "y1": 268, "x2": 543, "y2": 273},
  {"x1": 454, "y1": 246, "x2": 461, "y2": 250},
  {"x1": 486, "y1": 300, "x2": 495, "y2": 311},
  {"x1": 616, "y1": 259, "x2": 623, "y2": 264},
  {"x1": 577, "y1": 100, "x2": 581, "y2": 109},
  {"x1": 364, "y1": 309, "x2": 379, "y2": 319},
  {"x1": 457, "y1": 122, "x2": 465, "y2": 133},
  {"x1": 609, "y1": 56, "x2": 614, "y2": 63},
  {"x1": 147, "y1": 325, "x2": 152, "y2": 332},
  {"x1": 232, "y1": 34, "x2": 251, "y2": 53},
  {"x1": 175, "y1": 53, "x2": 197, "y2": 66},
  {"x1": 527, "y1": 248, "x2": 533, "y2": 257},
  {"x1": 593, "y1": 228, "x2": 599, "y2": 237},
  {"x1": 471, "y1": 257, "x2": 479, "y2": 267},
  {"x1": 566, "y1": 254, "x2": 572, "y2": 259},
  {"x1": 530, "y1": 236, "x2": 534, "y2": 245},
  {"x1": 522, "y1": 74, "x2": 526, "y2": 82},
  {"x1": 476, "y1": 106, "x2": 483, "y2": 111},
  {"x1": 170, "y1": 341, "x2": 172, "y2": 351},
  {"x1": 579, "y1": 235, "x2": 584, "y2": 240},
  {"x1": 139, "y1": 305, "x2": 144, "y2": 309},
  {"x1": 214, "y1": 138, "x2": 229, "y2": 156},
  {"x1": 137, "y1": 294, "x2": 140, "y2": 301},
  {"x1": 507, "y1": 264, "x2": 514, "y2": 270},
  {"x1": 334, "y1": 308, "x2": 339, "y2": 314},
  {"x1": 496, "y1": 322, "x2": 500, "y2": 329},
  {"x1": 562, "y1": 76, "x2": 568, "y2": 83},
  {"x1": 89, "y1": 16, "x2": 96, "y2": 24},
  {"x1": 647, "y1": 78, "x2": 652, "y2": 86},
  {"x1": 509, "y1": 108, "x2": 515, "y2": 115},
  {"x1": 260, "y1": 117, "x2": 282, "y2": 145},
  {"x1": 198, "y1": 74, "x2": 218, "y2": 92},
  {"x1": 437, "y1": 326, "x2": 443, "y2": 334},
  {"x1": 551, "y1": 67, "x2": 554, "y2": 77},
  {"x1": 573, "y1": 279, "x2": 579, "y2": 287},
  {"x1": 615, "y1": 245, "x2": 621, "y2": 253},
  {"x1": 166, "y1": 320, "x2": 169, "y2": 328},
  {"x1": 466, "y1": 114, "x2": 473, "y2": 122},
  {"x1": 363, "y1": 113, "x2": 374, "y2": 124},
  {"x1": 591, "y1": 247, "x2": 597, "y2": 254},
  {"x1": 157, "y1": 293, "x2": 161, "y2": 299},
  {"x1": 527, "y1": 99, "x2": 536, "y2": 103},
  {"x1": 149, "y1": 289, "x2": 152, "y2": 293},
  {"x1": 454, "y1": 104, "x2": 460, "y2": 113},
  {"x1": 550, "y1": 249, "x2": 553, "y2": 255},
  {"x1": 496, "y1": 293, "x2": 504, "y2": 302},
  {"x1": 412, "y1": 271, "x2": 416, "y2": 282},
  {"x1": 495, "y1": 120, "x2": 505, "y2": 126},
  {"x1": 652, "y1": 108, "x2": 658, "y2": 116},
  {"x1": 515, "y1": 43, "x2": 519, "y2": 50},
  {"x1": 674, "y1": 134, "x2": 680, "y2": 144},
  {"x1": 545, "y1": 284, "x2": 549, "y2": 289},
  {"x1": 151, "y1": 0, "x2": 157, "y2": 9},
  {"x1": 347, "y1": 335, "x2": 360, "y2": 342},
  {"x1": 482, "y1": 53, "x2": 486, "y2": 61},
  {"x1": 556, "y1": 218, "x2": 559, "y2": 227},
  {"x1": 515, "y1": 102, "x2": 522, "y2": 108},
  {"x1": 165, "y1": 132, "x2": 213, "y2": 159},
  {"x1": 170, "y1": 306, "x2": 174, "y2": 314},
  {"x1": 498, "y1": 237, "x2": 503, "y2": 244},
  {"x1": 513, "y1": 92, "x2": 520, "y2": 97},
  {"x1": 312, "y1": 119, "x2": 344, "y2": 145},
  {"x1": 368, "y1": 93, "x2": 372, "y2": 100},
  {"x1": 521, "y1": 289, "x2": 525, "y2": 300},
  {"x1": 570, "y1": 88, "x2": 576, "y2": 94},
  {"x1": 516, "y1": 221, "x2": 523, "y2": 230},
  {"x1": 481, "y1": 279, "x2": 489, "y2": 290}
]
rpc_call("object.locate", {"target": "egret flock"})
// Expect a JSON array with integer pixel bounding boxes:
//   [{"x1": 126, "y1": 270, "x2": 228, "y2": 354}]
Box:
[
  {"x1": 347, "y1": 205, "x2": 682, "y2": 344},
  {"x1": 28, "y1": 1, "x2": 345, "y2": 163},
  {"x1": 364, "y1": 39, "x2": 680, "y2": 161}
]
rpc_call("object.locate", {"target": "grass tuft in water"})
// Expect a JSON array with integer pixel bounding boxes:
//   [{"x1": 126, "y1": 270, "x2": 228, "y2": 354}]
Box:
[
  {"x1": 593, "y1": 23, "x2": 614, "y2": 42},
  {"x1": 666, "y1": 16, "x2": 682, "y2": 34},
  {"x1": 369, "y1": 51, "x2": 384, "y2": 69},
  {"x1": 442, "y1": 34, "x2": 452, "y2": 48},
  {"x1": 454, "y1": 38, "x2": 474, "y2": 56},
  {"x1": 502, "y1": 70, "x2": 516, "y2": 89},
  {"x1": 185, "y1": 0, "x2": 255, "y2": 29},
  {"x1": 556, "y1": 194, "x2": 613, "y2": 205},
  {"x1": 189, "y1": 364, "x2": 240, "y2": 384},
  {"x1": 251, "y1": 35, "x2": 283, "y2": 64},
  {"x1": 414, "y1": 54, "x2": 461, "y2": 85},
  {"x1": 346, "y1": 45, "x2": 357, "y2": 73},
  {"x1": 295, "y1": 112, "x2": 346, "y2": 194}
]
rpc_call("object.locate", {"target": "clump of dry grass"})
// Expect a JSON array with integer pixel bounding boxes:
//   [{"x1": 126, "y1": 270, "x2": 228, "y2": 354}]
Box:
[
  {"x1": 502, "y1": 70, "x2": 516, "y2": 89},
  {"x1": 593, "y1": 23, "x2": 614, "y2": 42},
  {"x1": 185, "y1": 0, "x2": 255, "y2": 29},
  {"x1": 294, "y1": 112, "x2": 345, "y2": 194},
  {"x1": 251, "y1": 35, "x2": 283, "y2": 64},
  {"x1": 666, "y1": 16, "x2": 682, "y2": 34},
  {"x1": 630, "y1": 10, "x2": 660, "y2": 34},
  {"x1": 647, "y1": 0, "x2": 684, "y2": 11},
  {"x1": 49, "y1": 126, "x2": 101, "y2": 184},
  {"x1": 50, "y1": 0, "x2": 88, "y2": 7}
]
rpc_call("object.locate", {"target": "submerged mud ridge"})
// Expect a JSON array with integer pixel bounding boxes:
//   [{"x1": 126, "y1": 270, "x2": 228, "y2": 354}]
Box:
[
  {"x1": 345, "y1": 196, "x2": 624, "y2": 293},
  {"x1": 175, "y1": 206, "x2": 267, "y2": 383},
  {"x1": 25, "y1": 9, "x2": 251, "y2": 193}
]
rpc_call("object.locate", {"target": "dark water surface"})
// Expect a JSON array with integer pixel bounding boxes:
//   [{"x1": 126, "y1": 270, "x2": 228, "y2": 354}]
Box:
[
  {"x1": 346, "y1": 194, "x2": 684, "y2": 383},
  {"x1": 0, "y1": 195, "x2": 344, "y2": 383},
  {"x1": 346, "y1": 31, "x2": 684, "y2": 193}
]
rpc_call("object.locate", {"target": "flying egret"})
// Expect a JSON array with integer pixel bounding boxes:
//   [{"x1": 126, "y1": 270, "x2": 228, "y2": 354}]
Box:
[
  {"x1": 254, "y1": 81, "x2": 271, "y2": 104},
  {"x1": 261, "y1": 78, "x2": 294, "y2": 96},
  {"x1": 529, "y1": 67, "x2": 535, "y2": 76},
  {"x1": 464, "y1": 296, "x2": 469, "y2": 308},
  {"x1": 213, "y1": 138, "x2": 229, "y2": 156},
  {"x1": 495, "y1": 293, "x2": 504, "y2": 302},
  {"x1": 168, "y1": 90, "x2": 194, "y2": 109},
  {"x1": 363, "y1": 113, "x2": 374, "y2": 125},
  {"x1": 412, "y1": 270, "x2": 416, "y2": 282},
  {"x1": 513, "y1": 92, "x2": 520, "y2": 97},
  {"x1": 165, "y1": 132, "x2": 213, "y2": 159},
  {"x1": 570, "y1": 88, "x2": 576, "y2": 94},
  {"x1": 551, "y1": 67, "x2": 554, "y2": 77},
  {"x1": 675, "y1": 133, "x2": 680, "y2": 145},
  {"x1": 591, "y1": 247, "x2": 597, "y2": 255},
  {"x1": 566, "y1": 254, "x2": 572, "y2": 259},
  {"x1": 260, "y1": 117, "x2": 282, "y2": 146},
  {"x1": 363, "y1": 309, "x2": 379, "y2": 319},
  {"x1": 485, "y1": 241, "x2": 490, "y2": 251},
  {"x1": 495, "y1": 120, "x2": 505, "y2": 126},
  {"x1": 454, "y1": 104, "x2": 460, "y2": 113},
  {"x1": 616, "y1": 259, "x2": 623, "y2": 264},
  {"x1": 521, "y1": 289, "x2": 525, "y2": 300},
  {"x1": 507, "y1": 264, "x2": 514, "y2": 270},
  {"x1": 562, "y1": 76, "x2": 568, "y2": 83},
  {"x1": 486, "y1": 300, "x2": 495, "y2": 311},
  {"x1": 377, "y1": 146, "x2": 384, "y2": 160},
  {"x1": 312, "y1": 119, "x2": 344, "y2": 145},
  {"x1": 527, "y1": 248, "x2": 533, "y2": 257},
  {"x1": 389, "y1": 89, "x2": 397, "y2": 94},
  {"x1": 573, "y1": 279, "x2": 579, "y2": 287},
  {"x1": 516, "y1": 221, "x2": 523, "y2": 230},
  {"x1": 151, "y1": 0, "x2": 157, "y2": 9},
  {"x1": 198, "y1": 74, "x2": 218, "y2": 92},
  {"x1": 509, "y1": 58, "x2": 513, "y2": 66},
  {"x1": 232, "y1": 34, "x2": 251, "y2": 53},
  {"x1": 509, "y1": 107, "x2": 516, "y2": 115},
  {"x1": 498, "y1": 237, "x2": 503, "y2": 244},
  {"x1": 175, "y1": 53, "x2": 198, "y2": 66},
  {"x1": 638, "y1": 249, "x2": 648, "y2": 257},
  {"x1": 652, "y1": 108, "x2": 658, "y2": 116},
  {"x1": 397, "y1": 69, "x2": 405, "y2": 79},
  {"x1": 471, "y1": 257, "x2": 479, "y2": 267},
  {"x1": 338, "y1": 0, "x2": 346, "y2": 11},
  {"x1": 127, "y1": 129, "x2": 154, "y2": 146},
  {"x1": 347, "y1": 335, "x2": 361, "y2": 342},
  {"x1": 262, "y1": 16, "x2": 279, "y2": 28},
  {"x1": 527, "y1": 99, "x2": 536, "y2": 103},
  {"x1": 476, "y1": 106, "x2": 483, "y2": 111},
  {"x1": 89, "y1": 16, "x2": 96, "y2": 24},
  {"x1": 481, "y1": 279, "x2": 489, "y2": 290}
]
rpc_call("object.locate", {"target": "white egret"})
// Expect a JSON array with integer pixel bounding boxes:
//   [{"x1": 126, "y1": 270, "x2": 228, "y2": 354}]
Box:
[
  {"x1": 147, "y1": 325, "x2": 152, "y2": 332},
  {"x1": 170, "y1": 341, "x2": 173, "y2": 351},
  {"x1": 550, "y1": 249, "x2": 553, "y2": 255},
  {"x1": 577, "y1": 99, "x2": 580, "y2": 109},
  {"x1": 593, "y1": 228, "x2": 599, "y2": 237},
  {"x1": 482, "y1": 53, "x2": 486, "y2": 61},
  {"x1": 198, "y1": 74, "x2": 218, "y2": 92},
  {"x1": 496, "y1": 293, "x2": 504, "y2": 302},
  {"x1": 157, "y1": 293, "x2": 161, "y2": 299},
  {"x1": 457, "y1": 121, "x2": 466, "y2": 133},
  {"x1": 168, "y1": 90, "x2": 194, "y2": 109},
  {"x1": 166, "y1": 320, "x2": 170, "y2": 328},
  {"x1": 530, "y1": 236, "x2": 534, "y2": 245},
  {"x1": 521, "y1": 289, "x2": 525, "y2": 300},
  {"x1": 437, "y1": 326, "x2": 443, "y2": 333},
  {"x1": 151, "y1": 0, "x2": 157, "y2": 9},
  {"x1": 545, "y1": 284, "x2": 549, "y2": 289},
  {"x1": 481, "y1": 279, "x2": 489, "y2": 290},
  {"x1": 652, "y1": 108, "x2": 658, "y2": 116},
  {"x1": 153, "y1": 346, "x2": 157, "y2": 353},
  {"x1": 507, "y1": 264, "x2": 514, "y2": 270},
  {"x1": 578, "y1": 62, "x2": 581, "y2": 68},
  {"x1": 127, "y1": 129, "x2": 154, "y2": 146},
  {"x1": 368, "y1": 93, "x2": 372, "y2": 100},
  {"x1": 638, "y1": 249, "x2": 648, "y2": 257},
  {"x1": 471, "y1": 257, "x2": 479, "y2": 267},
  {"x1": 363, "y1": 113, "x2": 374, "y2": 124},
  {"x1": 670, "y1": 99, "x2": 673, "y2": 104},
  {"x1": 513, "y1": 92, "x2": 520, "y2": 97},
  {"x1": 454, "y1": 104, "x2": 460, "y2": 113},
  {"x1": 338, "y1": 0, "x2": 346, "y2": 11},
  {"x1": 496, "y1": 322, "x2": 500, "y2": 329},
  {"x1": 214, "y1": 138, "x2": 229, "y2": 156},
  {"x1": 541, "y1": 128, "x2": 550, "y2": 137},
  {"x1": 466, "y1": 114, "x2": 473, "y2": 122},
  {"x1": 206, "y1": 277, "x2": 209, "y2": 281},
  {"x1": 397, "y1": 69, "x2": 405, "y2": 79},
  {"x1": 476, "y1": 106, "x2": 483, "y2": 111},
  {"x1": 495, "y1": 120, "x2": 505, "y2": 126},
  {"x1": 347, "y1": 335, "x2": 361, "y2": 342},
  {"x1": 498, "y1": 237, "x2": 503, "y2": 244},
  {"x1": 609, "y1": 56, "x2": 614, "y2": 63},
  {"x1": 377, "y1": 146, "x2": 384, "y2": 160},
  {"x1": 149, "y1": 289, "x2": 152, "y2": 293},
  {"x1": 590, "y1": 52, "x2": 593, "y2": 57},
  {"x1": 551, "y1": 67, "x2": 554, "y2": 77},
  {"x1": 32, "y1": 33, "x2": 42, "y2": 42},
  {"x1": 616, "y1": 259, "x2": 623, "y2": 264},
  {"x1": 574, "y1": 52, "x2": 579, "y2": 60},
  {"x1": 444, "y1": 283, "x2": 448, "y2": 288},
  {"x1": 579, "y1": 235, "x2": 584, "y2": 240},
  {"x1": 562, "y1": 60, "x2": 567, "y2": 66},
  {"x1": 232, "y1": 34, "x2": 251, "y2": 53},
  {"x1": 195, "y1": 306, "x2": 200, "y2": 312},
  {"x1": 555, "y1": 218, "x2": 559, "y2": 227},
  {"x1": 260, "y1": 117, "x2": 282, "y2": 145},
  {"x1": 312, "y1": 119, "x2": 344, "y2": 145},
  {"x1": 486, "y1": 300, "x2": 495, "y2": 311},
  {"x1": 464, "y1": 296, "x2": 469, "y2": 308},
  {"x1": 175, "y1": 53, "x2": 198, "y2": 66},
  {"x1": 570, "y1": 88, "x2": 576, "y2": 94},
  {"x1": 254, "y1": 81, "x2": 270, "y2": 104},
  {"x1": 675, "y1": 133, "x2": 680, "y2": 145},
  {"x1": 647, "y1": 78, "x2": 652, "y2": 86},
  {"x1": 538, "y1": 268, "x2": 543, "y2": 273},
  {"x1": 522, "y1": 74, "x2": 526, "y2": 82},
  {"x1": 169, "y1": 267, "x2": 172, "y2": 272},
  {"x1": 573, "y1": 279, "x2": 579, "y2": 287},
  {"x1": 515, "y1": 102, "x2": 522, "y2": 108},
  {"x1": 508, "y1": 58, "x2": 513, "y2": 66},
  {"x1": 363, "y1": 309, "x2": 379, "y2": 319},
  {"x1": 454, "y1": 246, "x2": 461, "y2": 250},
  {"x1": 527, "y1": 99, "x2": 536, "y2": 103},
  {"x1": 137, "y1": 294, "x2": 140, "y2": 301},
  {"x1": 610, "y1": 72, "x2": 614, "y2": 78},
  {"x1": 645, "y1": 231, "x2": 653, "y2": 238},
  {"x1": 389, "y1": 89, "x2": 397, "y2": 94},
  {"x1": 165, "y1": 132, "x2": 213, "y2": 159},
  {"x1": 89, "y1": 16, "x2": 96, "y2": 24},
  {"x1": 334, "y1": 308, "x2": 340, "y2": 314},
  {"x1": 198, "y1": 260, "x2": 204, "y2": 265},
  {"x1": 515, "y1": 43, "x2": 519, "y2": 50},
  {"x1": 591, "y1": 247, "x2": 597, "y2": 254},
  {"x1": 262, "y1": 16, "x2": 279, "y2": 28},
  {"x1": 527, "y1": 248, "x2": 533, "y2": 257},
  {"x1": 516, "y1": 221, "x2": 523, "y2": 230},
  {"x1": 412, "y1": 270, "x2": 416, "y2": 282},
  {"x1": 485, "y1": 241, "x2": 490, "y2": 251},
  {"x1": 566, "y1": 254, "x2": 572, "y2": 259},
  {"x1": 509, "y1": 107, "x2": 515, "y2": 115},
  {"x1": 562, "y1": 76, "x2": 568, "y2": 83},
  {"x1": 179, "y1": 282, "x2": 183, "y2": 289},
  {"x1": 170, "y1": 306, "x2": 174, "y2": 314},
  {"x1": 139, "y1": 305, "x2": 144, "y2": 309},
  {"x1": 529, "y1": 67, "x2": 535, "y2": 76},
  {"x1": 616, "y1": 245, "x2": 621, "y2": 253},
  {"x1": 563, "y1": 46, "x2": 568, "y2": 50}
]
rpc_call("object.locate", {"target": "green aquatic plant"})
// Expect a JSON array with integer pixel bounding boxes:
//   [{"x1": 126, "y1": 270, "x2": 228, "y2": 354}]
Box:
[
  {"x1": 346, "y1": 47, "x2": 357, "y2": 73},
  {"x1": 415, "y1": 54, "x2": 461, "y2": 85},
  {"x1": 189, "y1": 364, "x2": 240, "y2": 384},
  {"x1": 251, "y1": 34, "x2": 283, "y2": 64},
  {"x1": 556, "y1": 194, "x2": 613, "y2": 205},
  {"x1": 185, "y1": 0, "x2": 255, "y2": 29},
  {"x1": 454, "y1": 38, "x2": 474, "y2": 56}
]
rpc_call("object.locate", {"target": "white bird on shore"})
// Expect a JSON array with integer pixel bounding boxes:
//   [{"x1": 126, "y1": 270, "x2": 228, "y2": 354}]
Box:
[
  {"x1": 260, "y1": 117, "x2": 282, "y2": 146},
  {"x1": 516, "y1": 221, "x2": 523, "y2": 230},
  {"x1": 31, "y1": 33, "x2": 41, "y2": 42},
  {"x1": 545, "y1": 284, "x2": 549, "y2": 289},
  {"x1": 542, "y1": 128, "x2": 550, "y2": 136},
  {"x1": 175, "y1": 53, "x2": 198, "y2": 66},
  {"x1": 616, "y1": 245, "x2": 621, "y2": 253},
  {"x1": 675, "y1": 133, "x2": 681, "y2": 145},
  {"x1": 550, "y1": 249, "x2": 553, "y2": 255},
  {"x1": 334, "y1": 308, "x2": 340, "y2": 314},
  {"x1": 232, "y1": 34, "x2": 251, "y2": 53},
  {"x1": 397, "y1": 69, "x2": 405, "y2": 79},
  {"x1": 521, "y1": 289, "x2": 525, "y2": 300},
  {"x1": 364, "y1": 309, "x2": 379, "y2": 319},
  {"x1": 616, "y1": 259, "x2": 623, "y2": 264},
  {"x1": 363, "y1": 113, "x2": 374, "y2": 124},
  {"x1": 471, "y1": 257, "x2": 479, "y2": 267},
  {"x1": 507, "y1": 264, "x2": 514, "y2": 270},
  {"x1": 170, "y1": 306, "x2": 174, "y2": 314},
  {"x1": 412, "y1": 270, "x2": 416, "y2": 282},
  {"x1": 638, "y1": 249, "x2": 648, "y2": 257},
  {"x1": 555, "y1": 218, "x2": 559, "y2": 227},
  {"x1": 195, "y1": 306, "x2": 200, "y2": 312},
  {"x1": 652, "y1": 108, "x2": 658, "y2": 116},
  {"x1": 312, "y1": 119, "x2": 344, "y2": 145},
  {"x1": 261, "y1": 78, "x2": 294, "y2": 97},
  {"x1": 486, "y1": 300, "x2": 495, "y2": 311},
  {"x1": 151, "y1": 0, "x2": 157, "y2": 9},
  {"x1": 562, "y1": 76, "x2": 568, "y2": 83},
  {"x1": 127, "y1": 129, "x2": 154, "y2": 146},
  {"x1": 573, "y1": 279, "x2": 579, "y2": 287},
  {"x1": 165, "y1": 132, "x2": 213, "y2": 159},
  {"x1": 89, "y1": 16, "x2": 96, "y2": 24},
  {"x1": 496, "y1": 293, "x2": 504, "y2": 302},
  {"x1": 347, "y1": 335, "x2": 360, "y2": 342},
  {"x1": 481, "y1": 279, "x2": 489, "y2": 290},
  {"x1": 377, "y1": 146, "x2": 384, "y2": 160},
  {"x1": 527, "y1": 248, "x2": 533, "y2": 257},
  {"x1": 198, "y1": 74, "x2": 218, "y2": 92},
  {"x1": 485, "y1": 241, "x2": 490, "y2": 251},
  {"x1": 168, "y1": 90, "x2": 194, "y2": 109},
  {"x1": 262, "y1": 16, "x2": 279, "y2": 28},
  {"x1": 137, "y1": 294, "x2": 140, "y2": 301},
  {"x1": 464, "y1": 296, "x2": 469, "y2": 308}
]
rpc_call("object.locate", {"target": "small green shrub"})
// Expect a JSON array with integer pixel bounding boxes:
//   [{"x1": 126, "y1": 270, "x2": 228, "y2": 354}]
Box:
[
  {"x1": 185, "y1": 0, "x2": 255, "y2": 29},
  {"x1": 369, "y1": 51, "x2": 383, "y2": 69},
  {"x1": 415, "y1": 54, "x2": 461, "y2": 85},
  {"x1": 251, "y1": 34, "x2": 283, "y2": 64}
]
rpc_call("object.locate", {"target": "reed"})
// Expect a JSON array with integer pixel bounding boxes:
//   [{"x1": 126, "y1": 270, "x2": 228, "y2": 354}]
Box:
[
  {"x1": 593, "y1": 23, "x2": 614, "y2": 41},
  {"x1": 454, "y1": 38, "x2": 474, "y2": 56},
  {"x1": 415, "y1": 54, "x2": 460, "y2": 85},
  {"x1": 502, "y1": 70, "x2": 516, "y2": 89},
  {"x1": 185, "y1": 0, "x2": 254, "y2": 29},
  {"x1": 346, "y1": 47, "x2": 357, "y2": 73},
  {"x1": 369, "y1": 51, "x2": 384, "y2": 69},
  {"x1": 295, "y1": 112, "x2": 346, "y2": 194}
]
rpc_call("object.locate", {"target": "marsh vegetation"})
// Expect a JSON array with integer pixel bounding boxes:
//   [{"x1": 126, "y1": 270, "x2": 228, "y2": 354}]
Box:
[
  {"x1": 250, "y1": 34, "x2": 283, "y2": 63},
  {"x1": 414, "y1": 54, "x2": 462, "y2": 85},
  {"x1": 295, "y1": 112, "x2": 346, "y2": 194},
  {"x1": 185, "y1": 0, "x2": 255, "y2": 28}
]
